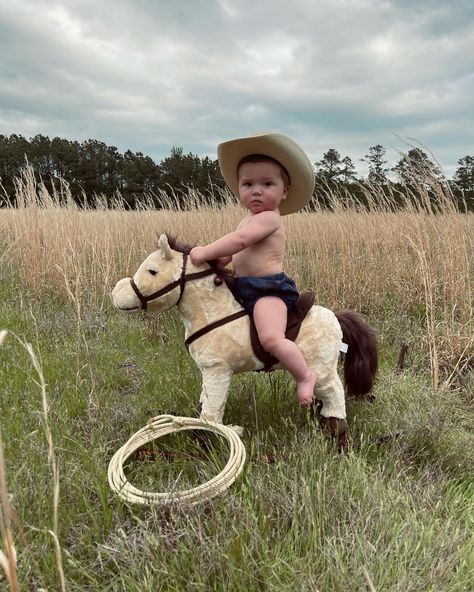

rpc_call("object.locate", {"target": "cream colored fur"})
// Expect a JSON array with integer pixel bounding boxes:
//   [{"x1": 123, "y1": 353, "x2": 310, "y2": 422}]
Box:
[{"x1": 112, "y1": 235, "x2": 346, "y2": 424}]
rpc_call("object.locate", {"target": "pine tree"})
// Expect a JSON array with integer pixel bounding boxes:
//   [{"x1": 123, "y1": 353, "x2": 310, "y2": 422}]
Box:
[
  {"x1": 315, "y1": 149, "x2": 356, "y2": 183},
  {"x1": 392, "y1": 148, "x2": 444, "y2": 186},
  {"x1": 453, "y1": 155, "x2": 474, "y2": 191},
  {"x1": 361, "y1": 144, "x2": 389, "y2": 184}
]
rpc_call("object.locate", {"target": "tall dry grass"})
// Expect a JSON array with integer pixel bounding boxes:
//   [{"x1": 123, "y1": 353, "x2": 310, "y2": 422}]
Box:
[{"x1": 1, "y1": 167, "x2": 472, "y2": 387}]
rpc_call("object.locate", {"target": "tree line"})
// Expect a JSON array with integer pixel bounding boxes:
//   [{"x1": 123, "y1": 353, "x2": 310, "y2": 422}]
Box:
[{"x1": 1, "y1": 134, "x2": 472, "y2": 210}]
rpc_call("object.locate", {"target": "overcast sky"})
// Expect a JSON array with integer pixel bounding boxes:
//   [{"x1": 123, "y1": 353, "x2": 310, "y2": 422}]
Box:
[{"x1": 1, "y1": 0, "x2": 472, "y2": 177}]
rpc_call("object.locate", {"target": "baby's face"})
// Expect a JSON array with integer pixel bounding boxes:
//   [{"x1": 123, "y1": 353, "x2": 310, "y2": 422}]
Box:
[{"x1": 237, "y1": 161, "x2": 289, "y2": 214}]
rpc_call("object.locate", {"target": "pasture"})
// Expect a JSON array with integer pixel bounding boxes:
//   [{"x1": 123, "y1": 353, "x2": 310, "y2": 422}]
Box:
[{"x1": 0, "y1": 173, "x2": 473, "y2": 590}]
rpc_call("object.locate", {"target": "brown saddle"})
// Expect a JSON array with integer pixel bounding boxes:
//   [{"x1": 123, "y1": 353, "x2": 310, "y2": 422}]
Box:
[{"x1": 249, "y1": 289, "x2": 315, "y2": 371}]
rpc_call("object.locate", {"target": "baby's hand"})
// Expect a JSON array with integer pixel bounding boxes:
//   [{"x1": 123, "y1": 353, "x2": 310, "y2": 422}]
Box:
[
  {"x1": 217, "y1": 256, "x2": 232, "y2": 268},
  {"x1": 190, "y1": 246, "x2": 207, "y2": 265}
]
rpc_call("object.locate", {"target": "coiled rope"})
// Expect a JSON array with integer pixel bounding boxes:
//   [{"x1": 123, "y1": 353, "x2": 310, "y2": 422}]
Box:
[{"x1": 107, "y1": 415, "x2": 246, "y2": 506}]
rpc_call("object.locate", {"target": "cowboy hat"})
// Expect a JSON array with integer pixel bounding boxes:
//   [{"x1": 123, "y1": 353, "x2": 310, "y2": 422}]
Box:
[{"x1": 217, "y1": 132, "x2": 315, "y2": 215}]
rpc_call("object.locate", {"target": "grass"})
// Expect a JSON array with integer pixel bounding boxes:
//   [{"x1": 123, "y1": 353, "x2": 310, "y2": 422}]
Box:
[
  {"x1": 0, "y1": 267, "x2": 473, "y2": 590},
  {"x1": 0, "y1": 170, "x2": 473, "y2": 590}
]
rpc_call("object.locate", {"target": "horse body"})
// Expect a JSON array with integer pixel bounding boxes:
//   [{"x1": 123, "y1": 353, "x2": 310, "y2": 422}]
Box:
[{"x1": 112, "y1": 235, "x2": 377, "y2": 444}]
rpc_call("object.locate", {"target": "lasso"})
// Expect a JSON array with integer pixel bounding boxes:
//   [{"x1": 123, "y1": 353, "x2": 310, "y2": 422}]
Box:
[{"x1": 107, "y1": 415, "x2": 246, "y2": 506}]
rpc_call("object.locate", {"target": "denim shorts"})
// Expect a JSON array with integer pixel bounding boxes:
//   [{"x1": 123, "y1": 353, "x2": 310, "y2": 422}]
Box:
[{"x1": 236, "y1": 272, "x2": 299, "y2": 314}]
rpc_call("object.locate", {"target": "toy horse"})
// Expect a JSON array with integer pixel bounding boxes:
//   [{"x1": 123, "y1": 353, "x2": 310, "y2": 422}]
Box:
[{"x1": 112, "y1": 234, "x2": 378, "y2": 448}]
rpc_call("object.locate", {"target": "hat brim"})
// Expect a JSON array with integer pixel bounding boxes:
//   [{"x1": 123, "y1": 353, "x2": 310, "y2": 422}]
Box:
[{"x1": 217, "y1": 132, "x2": 315, "y2": 215}]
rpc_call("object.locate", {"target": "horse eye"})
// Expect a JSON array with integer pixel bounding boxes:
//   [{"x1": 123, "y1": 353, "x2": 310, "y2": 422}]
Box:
[{"x1": 148, "y1": 269, "x2": 158, "y2": 276}]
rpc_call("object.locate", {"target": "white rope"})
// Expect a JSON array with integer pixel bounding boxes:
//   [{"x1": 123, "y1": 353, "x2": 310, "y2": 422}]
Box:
[{"x1": 107, "y1": 415, "x2": 246, "y2": 506}]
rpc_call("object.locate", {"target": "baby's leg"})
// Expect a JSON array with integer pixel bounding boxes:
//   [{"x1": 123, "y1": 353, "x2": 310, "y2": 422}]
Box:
[{"x1": 253, "y1": 297, "x2": 317, "y2": 405}]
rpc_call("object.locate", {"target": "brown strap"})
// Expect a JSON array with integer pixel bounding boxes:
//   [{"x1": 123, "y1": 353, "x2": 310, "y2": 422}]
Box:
[
  {"x1": 185, "y1": 310, "x2": 248, "y2": 350},
  {"x1": 131, "y1": 264, "x2": 216, "y2": 310}
]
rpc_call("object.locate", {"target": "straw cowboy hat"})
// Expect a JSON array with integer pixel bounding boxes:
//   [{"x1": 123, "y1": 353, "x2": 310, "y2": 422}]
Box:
[{"x1": 217, "y1": 132, "x2": 315, "y2": 215}]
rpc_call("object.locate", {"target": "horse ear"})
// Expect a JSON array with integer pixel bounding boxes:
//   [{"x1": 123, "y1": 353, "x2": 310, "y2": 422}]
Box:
[{"x1": 158, "y1": 234, "x2": 172, "y2": 260}]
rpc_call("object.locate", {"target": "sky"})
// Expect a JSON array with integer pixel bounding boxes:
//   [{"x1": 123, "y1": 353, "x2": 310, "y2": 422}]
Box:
[{"x1": 1, "y1": 0, "x2": 473, "y2": 178}]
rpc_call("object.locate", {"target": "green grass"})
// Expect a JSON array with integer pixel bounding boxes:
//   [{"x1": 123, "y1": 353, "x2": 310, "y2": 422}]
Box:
[{"x1": 0, "y1": 274, "x2": 473, "y2": 591}]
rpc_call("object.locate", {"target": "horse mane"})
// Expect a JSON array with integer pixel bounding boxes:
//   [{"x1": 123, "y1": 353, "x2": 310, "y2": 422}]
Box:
[{"x1": 165, "y1": 235, "x2": 194, "y2": 255}]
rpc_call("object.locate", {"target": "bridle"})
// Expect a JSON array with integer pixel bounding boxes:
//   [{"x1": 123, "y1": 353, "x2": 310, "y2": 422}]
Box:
[
  {"x1": 129, "y1": 249, "x2": 248, "y2": 349},
  {"x1": 129, "y1": 251, "x2": 217, "y2": 311}
]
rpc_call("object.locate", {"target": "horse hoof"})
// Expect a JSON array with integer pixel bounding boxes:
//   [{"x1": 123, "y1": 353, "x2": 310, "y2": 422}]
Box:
[{"x1": 317, "y1": 415, "x2": 348, "y2": 452}]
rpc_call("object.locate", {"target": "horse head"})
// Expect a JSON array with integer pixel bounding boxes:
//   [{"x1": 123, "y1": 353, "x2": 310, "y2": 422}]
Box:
[{"x1": 112, "y1": 234, "x2": 185, "y2": 313}]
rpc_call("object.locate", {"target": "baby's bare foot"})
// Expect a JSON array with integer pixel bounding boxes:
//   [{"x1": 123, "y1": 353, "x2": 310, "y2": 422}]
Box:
[{"x1": 297, "y1": 371, "x2": 317, "y2": 406}]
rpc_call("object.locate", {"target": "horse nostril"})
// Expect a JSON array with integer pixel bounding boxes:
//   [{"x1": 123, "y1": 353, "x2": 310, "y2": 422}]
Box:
[{"x1": 149, "y1": 270, "x2": 157, "y2": 276}]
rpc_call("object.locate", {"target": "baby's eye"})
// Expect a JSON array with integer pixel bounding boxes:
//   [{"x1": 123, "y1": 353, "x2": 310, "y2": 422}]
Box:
[{"x1": 264, "y1": 181, "x2": 274, "y2": 187}]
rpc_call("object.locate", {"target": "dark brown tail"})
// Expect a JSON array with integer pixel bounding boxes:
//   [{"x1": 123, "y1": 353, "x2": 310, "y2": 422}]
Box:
[{"x1": 335, "y1": 310, "x2": 378, "y2": 398}]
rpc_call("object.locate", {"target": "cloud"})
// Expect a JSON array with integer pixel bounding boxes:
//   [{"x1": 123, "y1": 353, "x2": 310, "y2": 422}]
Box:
[{"x1": 0, "y1": 0, "x2": 472, "y2": 177}]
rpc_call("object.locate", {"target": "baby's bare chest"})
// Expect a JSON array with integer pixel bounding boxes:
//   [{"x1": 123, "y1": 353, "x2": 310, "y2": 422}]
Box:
[{"x1": 233, "y1": 223, "x2": 285, "y2": 276}]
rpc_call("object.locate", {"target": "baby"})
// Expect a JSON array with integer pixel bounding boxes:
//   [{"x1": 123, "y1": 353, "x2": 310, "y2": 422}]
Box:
[{"x1": 190, "y1": 132, "x2": 316, "y2": 406}]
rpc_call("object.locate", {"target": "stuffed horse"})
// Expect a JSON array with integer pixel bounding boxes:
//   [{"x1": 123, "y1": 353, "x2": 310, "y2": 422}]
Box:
[{"x1": 112, "y1": 234, "x2": 378, "y2": 448}]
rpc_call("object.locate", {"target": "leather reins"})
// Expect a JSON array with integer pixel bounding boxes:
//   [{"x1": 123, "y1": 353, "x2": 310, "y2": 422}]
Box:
[
  {"x1": 130, "y1": 252, "x2": 217, "y2": 310},
  {"x1": 129, "y1": 251, "x2": 248, "y2": 347}
]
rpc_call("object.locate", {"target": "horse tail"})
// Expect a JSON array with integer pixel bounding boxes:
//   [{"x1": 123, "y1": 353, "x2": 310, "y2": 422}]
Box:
[{"x1": 334, "y1": 310, "x2": 378, "y2": 398}]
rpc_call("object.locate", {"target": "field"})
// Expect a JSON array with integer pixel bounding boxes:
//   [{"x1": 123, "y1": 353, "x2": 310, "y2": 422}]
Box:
[{"x1": 0, "y1": 172, "x2": 473, "y2": 591}]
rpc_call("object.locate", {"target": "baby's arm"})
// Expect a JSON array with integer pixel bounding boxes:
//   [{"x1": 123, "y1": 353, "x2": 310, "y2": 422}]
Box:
[{"x1": 190, "y1": 212, "x2": 280, "y2": 265}]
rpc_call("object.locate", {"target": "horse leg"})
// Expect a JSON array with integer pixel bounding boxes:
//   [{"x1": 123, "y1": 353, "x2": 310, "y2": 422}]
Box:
[
  {"x1": 313, "y1": 375, "x2": 348, "y2": 451},
  {"x1": 198, "y1": 365, "x2": 233, "y2": 424}
]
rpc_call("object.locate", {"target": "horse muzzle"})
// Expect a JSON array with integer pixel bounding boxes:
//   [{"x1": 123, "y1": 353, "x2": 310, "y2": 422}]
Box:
[{"x1": 111, "y1": 277, "x2": 141, "y2": 312}]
